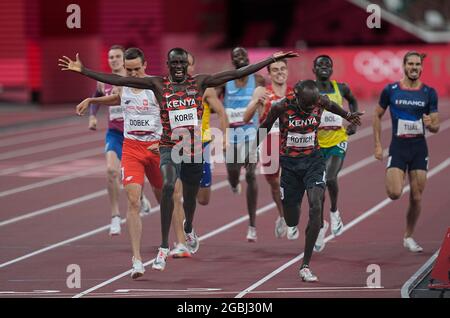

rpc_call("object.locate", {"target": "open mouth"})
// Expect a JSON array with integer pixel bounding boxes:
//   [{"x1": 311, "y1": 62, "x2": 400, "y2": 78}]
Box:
[{"x1": 175, "y1": 70, "x2": 184, "y2": 77}]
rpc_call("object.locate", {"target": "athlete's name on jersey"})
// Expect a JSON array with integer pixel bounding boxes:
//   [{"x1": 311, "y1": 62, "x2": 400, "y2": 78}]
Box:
[
  {"x1": 323, "y1": 115, "x2": 340, "y2": 123},
  {"x1": 403, "y1": 122, "x2": 421, "y2": 130},
  {"x1": 288, "y1": 134, "x2": 314, "y2": 144},
  {"x1": 289, "y1": 117, "x2": 318, "y2": 127},
  {"x1": 129, "y1": 119, "x2": 150, "y2": 126},
  {"x1": 167, "y1": 98, "x2": 197, "y2": 108},
  {"x1": 174, "y1": 112, "x2": 195, "y2": 122},
  {"x1": 395, "y1": 99, "x2": 425, "y2": 107}
]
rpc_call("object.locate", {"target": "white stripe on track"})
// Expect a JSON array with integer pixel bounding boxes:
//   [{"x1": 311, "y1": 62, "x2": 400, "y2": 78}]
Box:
[
  {"x1": 0, "y1": 148, "x2": 103, "y2": 176},
  {"x1": 0, "y1": 166, "x2": 103, "y2": 198},
  {"x1": 0, "y1": 134, "x2": 104, "y2": 161},
  {"x1": 0, "y1": 190, "x2": 107, "y2": 227},
  {"x1": 0, "y1": 124, "x2": 89, "y2": 148},
  {"x1": 234, "y1": 157, "x2": 450, "y2": 298}
]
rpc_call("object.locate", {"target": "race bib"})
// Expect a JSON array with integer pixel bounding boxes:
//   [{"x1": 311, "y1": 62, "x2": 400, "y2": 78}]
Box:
[
  {"x1": 226, "y1": 107, "x2": 248, "y2": 124},
  {"x1": 397, "y1": 119, "x2": 423, "y2": 136},
  {"x1": 286, "y1": 132, "x2": 315, "y2": 148},
  {"x1": 269, "y1": 119, "x2": 280, "y2": 134},
  {"x1": 128, "y1": 115, "x2": 158, "y2": 133},
  {"x1": 109, "y1": 106, "x2": 123, "y2": 121},
  {"x1": 169, "y1": 108, "x2": 198, "y2": 129},
  {"x1": 319, "y1": 110, "x2": 343, "y2": 129}
]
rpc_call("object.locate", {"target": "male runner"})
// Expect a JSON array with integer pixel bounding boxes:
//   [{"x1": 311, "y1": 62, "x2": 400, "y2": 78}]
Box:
[
  {"x1": 250, "y1": 80, "x2": 363, "y2": 281},
  {"x1": 60, "y1": 48, "x2": 298, "y2": 271},
  {"x1": 243, "y1": 58, "x2": 292, "y2": 239},
  {"x1": 88, "y1": 45, "x2": 150, "y2": 236},
  {"x1": 313, "y1": 55, "x2": 359, "y2": 252},
  {"x1": 218, "y1": 47, "x2": 265, "y2": 242},
  {"x1": 373, "y1": 51, "x2": 439, "y2": 252},
  {"x1": 76, "y1": 48, "x2": 167, "y2": 278}
]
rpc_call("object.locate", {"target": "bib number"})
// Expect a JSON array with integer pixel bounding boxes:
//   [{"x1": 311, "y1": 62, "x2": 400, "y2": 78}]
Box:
[
  {"x1": 169, "y1": 108, "x2": 198, "y2": 129},
  {"x1": 226, "y1": 108, "x2": 248, "y2": 124},
  {"x1": 109, "y1": 106, "x2": 123, "y2": 121},
  {"x1": 397, "y1": 119, "x2": 423, "y2": 137},
  {"x1": 319, "y1": 110, "x2": 343, "y2": 129},
  {"x1": 128, "y1": 115, "x2": 158, "y2": 133},
  {"x1": 286, "y1": 132, "x2": 315, "y2": 148}
]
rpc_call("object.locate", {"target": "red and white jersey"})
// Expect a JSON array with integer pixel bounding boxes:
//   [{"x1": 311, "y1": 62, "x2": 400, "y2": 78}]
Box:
[{"x1": 121, "y1": 86, "x2": 162, "y2": 142}]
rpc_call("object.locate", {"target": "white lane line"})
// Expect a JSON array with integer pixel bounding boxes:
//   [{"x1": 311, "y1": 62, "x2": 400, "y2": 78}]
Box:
[
  {"x1": 0, "y1": 205, "x2": 159, "y2": 269},
  {"x1": 234, "y1": 157, "x2": 450, "y2": 298},
  {"x1": 71, "y1": 145, "x2": 398, "y2": 298},
  {"x1": 400, "y1": 249, "x2": 440, "y2": 298},
  {"x1": 0, "y1": 166, "x2": 103, "y2": 198},
  {"x1": 0, "y1": 177, "x2": 240, "y2": 269},
  {"x1": 0, "y1": 190, "x2": 107, "y2": 227},
  {"x1": 0, "y1": 134, "x2": 104, "y2": 161},
  {"x1": 71, "y1": 201, "x2": 275, "y2": 298},
  {"x1": 0, "y1": 120, "x2": 80, "y2": 139},
  {"x1": 0, "y1": 124, "x2": 88, "y2": 148},
  {"x1": 4, "y1": 120, "x2": 449, "y2": 294},
  {"x1": 0, "y1": 147, "x2": 103, "y2": 176}
]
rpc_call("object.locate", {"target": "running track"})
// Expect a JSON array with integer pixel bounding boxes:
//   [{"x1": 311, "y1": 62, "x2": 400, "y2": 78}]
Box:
[{"x1": 0, "y1": 102, "x2": 449, "y2": 298}]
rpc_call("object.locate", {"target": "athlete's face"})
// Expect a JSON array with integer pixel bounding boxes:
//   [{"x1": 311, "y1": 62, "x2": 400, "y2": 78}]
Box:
[
  {"x1": 168, "y1": 52, "x2": 189, "y2": 82},
  {"x1": 295, "y1": 87, "x2": 320, "y2": 113},
  {"x1": 124, "y1": 57, "x2": 147, "y2": 78},
  {"x1": 231, "y1": 48, "x2": 249, "y2": 69},
  {"x1": 268, "y1": 61, "x2": 288, "y2": 86},
  {"x1": 187, "y1": 54, "x2": 195, "y2": 74},
  {"x1": 313, "y1": 57, "x2": 333, "y2": 81},
  {"x1": 403, "y1": 55, "x2": 422, "y2": 81},
  {"x1": 108, "y1": 49, "x2": 124, "y2": 72}
]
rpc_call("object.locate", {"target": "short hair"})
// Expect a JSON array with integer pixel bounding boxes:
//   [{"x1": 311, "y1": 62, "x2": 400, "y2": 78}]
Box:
[
  {"x1": 109, "y1": 45, "x2": 125, "y2": 52},
  {"x1": 313, "y1": 55, "x2": 333, "y2": 66},
  {"x1": 403, "y1": 51, "x2": 426, "y2": 65},
  {"x1": 231, "y1": 47, "x2": 248, "y2": 58},
  {"x1": 167, "y1": 47, "x2": 188, "y2": 60},
  {"x1": 267, "y1": 58, "x2": 288, "y2": 72},
  {"x1": 124, "y1": 47, "x2": 145, "y2": 63},
  {"x1": 294, "y1": 80, "x2": 318, "y2": 93}
]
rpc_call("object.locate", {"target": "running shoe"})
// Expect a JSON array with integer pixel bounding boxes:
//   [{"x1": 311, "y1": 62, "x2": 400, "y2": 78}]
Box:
[
  {"x1": 140, "y1": 195, "x2": 151, "y2": 216},
  {"x1": 275, "y1": 216, "x2": 288, "y2": 238},
  {"x1": 169, "y1": 243, "x2": 192, "y2": 258},
  {"x1": 299, "y1": 265, "x2": 318, "y2": 282},
  {"x1": 152, "y1": 247, "x2": 170, "y2": 271},
  {"x1": 185, "y1": 229, "x2": 200, "y2": 254},
  {"x1": 330, "y1": 210, "x2": 344, "y2": 236},
  {"x1": 314, "y1": 220, "x2": 329, "y2": 252},
  {"x1": 403, "y1": 237, "x2": 423, "y2": 253},
  {"x1": 246, "y1": 226, "x2": 257, "y2": 242},
  {"x1": 109, "y1": 215, "x2": 121, "y2": 236},
  {"x1": 130, "y1": 257, "x2": 145, "y2": 279},
  {"x1": 287, "y1": 226, "x2": 299, "y2": 240}
]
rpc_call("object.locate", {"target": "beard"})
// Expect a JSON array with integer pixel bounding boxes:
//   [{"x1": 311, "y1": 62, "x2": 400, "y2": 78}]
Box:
[{"x1": 405, "y1": 69, "x2": 421, "y2": 82}]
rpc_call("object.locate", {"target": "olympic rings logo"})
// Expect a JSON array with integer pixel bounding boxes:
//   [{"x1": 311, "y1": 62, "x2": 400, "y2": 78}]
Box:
[{"x1": 353, "y1": 50, "x2": 407, "y2": 83}]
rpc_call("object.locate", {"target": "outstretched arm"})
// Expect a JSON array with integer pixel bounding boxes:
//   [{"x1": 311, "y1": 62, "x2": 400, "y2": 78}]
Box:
[
  {"x1": 200, "y1": 51, "x2": 299, "y2": 88},
  {"x1": 76, "y1": 94, "x2": 121, "y2": 116},
  {"x1": 320, "y1": 95, "x2": 363, "y2": 126},
  {"x1": 59, "y1": 54, "x2": 157, "y2": 90}
]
